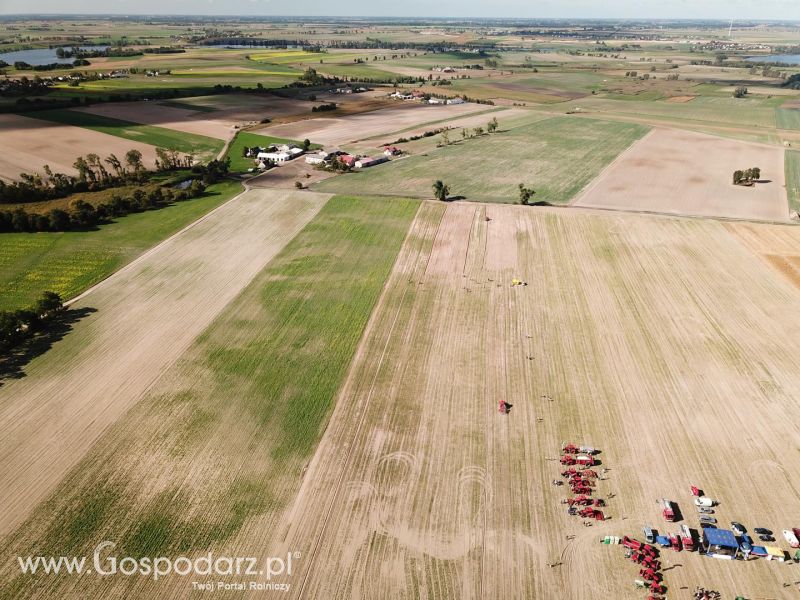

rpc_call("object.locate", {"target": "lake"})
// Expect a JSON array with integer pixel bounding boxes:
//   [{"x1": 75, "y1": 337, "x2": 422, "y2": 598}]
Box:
[
  {"x1": 0, "y1": 46, "x2": 108, "y2": 66},
  {"x1": 747, "y1": 54, "x2": 800, "y2": 65}
]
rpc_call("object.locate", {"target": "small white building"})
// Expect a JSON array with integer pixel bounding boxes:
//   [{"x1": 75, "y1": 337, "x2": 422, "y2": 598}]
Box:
[
  {"x1": 428, "y1": 98, "x2": 446, "y2": 105},
  {"x1": 305, "y1": 156, "x2": 325, "y2": 165},
  {"x1": 257, "y1": 151, "x2": 292, "y2": 163},
  {"x1": 447, "y1": 97, "x2": 466, "y2": 105}
]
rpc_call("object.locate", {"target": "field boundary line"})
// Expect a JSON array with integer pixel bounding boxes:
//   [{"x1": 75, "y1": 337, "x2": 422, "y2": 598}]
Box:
[
  {"x1": 568, "y1": 126, "x2": 655, "y2": 207},
  {"x1": 67, "y1": 184, "x2": 253, "y2": 306},
  {"x1": 294, "y1": 202, "x2": 441, "y2": 599}
]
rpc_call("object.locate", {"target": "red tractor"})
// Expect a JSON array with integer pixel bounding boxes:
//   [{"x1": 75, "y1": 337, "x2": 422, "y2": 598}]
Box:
[
  {"x1": 498, "y1": 400, "x2": 508, "y2": 414},
  {"x1": 571, "y1": 486, "x2": 592, "y2": 495},
  {"x1": 594, "y1": 510, "x2": 605, "y2": 521},
  {"x1": 593, "y1": 498, "x2": 605, "y2": 507},
  {"x1": 622, "y1": 536, "x2": 642, "y2": 550},
  {"x1": 639, "y1": 569, "x2": 661, "y2": 582},
  {"x1": 560, "y1": 455, "x2": 576, "y2": 466},
  {"x1": 561, "y1": 468, "x2": 578, "y2": 477},
  {"x1": 650, "y1": 584, "x2": 667, "y2": 595},
  {"x1": 578, "y1": 507, "x2": 596, "y2": 518},
  {"x1": 669, "y1": 533, "x2": 682, "y2": 552},
  {"x1": 561, "y1": 442, "x2": 579, "y2": 454}
]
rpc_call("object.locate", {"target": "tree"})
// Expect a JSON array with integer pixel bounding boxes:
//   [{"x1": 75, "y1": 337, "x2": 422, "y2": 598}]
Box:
[
  {"x1": 302, "y1": 138, "x2": 311, "y2": 151},
  {"x1": 461, "y1": 128, "x2": 467, "y2": 141},
  {"x1": 125, "y1": 149, "x2": 144, "y2": 173},
  {"x1": 473, "y1": 126, "x2": 484, "y2": 137},
  {"x1": 440, "y1": 130, "x2": 450, "y2": 146},
  {"x1": 733, "y1": 86, "x2": 748, "y2": 98},
  {"x1": 487, "y1": 117, "x2": 499, "y2": 133},
  {"x1": 432, "y1": 180, "x2": 450, "y2": 202},
  {"x1": 518, "y1": 183, "x2": 536, "y2": 205},
  {"x1": 733, "y1": 170, "x2": 744, "y2": 185}
]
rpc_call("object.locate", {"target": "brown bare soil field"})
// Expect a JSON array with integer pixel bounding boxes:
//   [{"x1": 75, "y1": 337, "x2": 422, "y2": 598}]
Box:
[
  {"x1": 573, "y1": 128, "x2": 788, "y2": 220},
  {"x1": 0, "y1": 188, "x2": 327, "y2": 537},
  {"x1": 75, "y1": 102, "x2": 236, "y2": 140},
  {"x1": 260, "y1": 102, "x2": 487, "y2": 146},
  {"x1": 665, "y1": 95, "x2": 696, "y2": 103},
  {"x1": 0, "y1": 113, "x2": 158, "y2": 180},
  {"x1": 276, "y1": 203, "x2": 800, "y2": 599},
  {"x1": 74, "y1": 95, "x2": 321, "y2": 141}
]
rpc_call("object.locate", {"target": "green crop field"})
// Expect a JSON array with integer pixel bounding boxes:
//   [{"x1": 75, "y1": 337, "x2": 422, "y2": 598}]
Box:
[
  {"x1": 0, "y1": 195, "x2": 419, "y2": 599},
  {"x1": 316, "y1": 116, "x2": 649, "y2": 204},
  {"x1": 571, "y1": 95, "x2": 781, "y2": 128},
  {"x1": 26, "y1": 110, "x2": 225, "y2": 159},
  {"x1": 776, "y1": 107, "x2": 800, "y2": 130},
  {"x1": 225, "y1": 131, "x2": 319, "y2": 172},
  {"x1": 786, "y1": 150, "x2": 800, "y2": 213},
  {"x1": 0, "y1": 180, "x2": 241, "y2": 311}
]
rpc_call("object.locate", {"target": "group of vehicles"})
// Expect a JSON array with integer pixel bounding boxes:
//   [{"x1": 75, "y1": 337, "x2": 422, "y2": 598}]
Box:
[{"x1": 652, "y1": 493, "x2": 800, "y2": 554}]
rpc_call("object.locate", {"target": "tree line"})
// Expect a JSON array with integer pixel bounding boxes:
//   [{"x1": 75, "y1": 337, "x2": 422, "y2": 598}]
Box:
[
  {"x1": 0, "y1": 291, "x2": 64, "y2": 357},
  {"x1": 0, "y1": 157, "x2": 230, "y2": 233},
  {"x1": 0, "y1": 148, "x2": 196, "y2": 206}
]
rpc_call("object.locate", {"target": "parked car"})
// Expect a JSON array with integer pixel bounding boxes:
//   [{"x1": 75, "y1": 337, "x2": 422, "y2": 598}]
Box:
[
  {"x1": 731, "y1": 522, "x2": 746, "y2": 536},
  {"x1": 697, "y1": 507, "x2": 714, "y2": 514},
  {"x1": 643, "y1": 526, "x2": 655, "y2": 544},
  {"x1": 694, "y1": 497, "x2": 715, "y2": 507},
  {"x1": 700, "y1": 516, "x2": 717, "y2": 525},
  {"x1": 759, "y1": 534, "x2": 775, "y2": 542},
  {"x1": 754, "y1": 527, "x2": 772, "y2": 535}
]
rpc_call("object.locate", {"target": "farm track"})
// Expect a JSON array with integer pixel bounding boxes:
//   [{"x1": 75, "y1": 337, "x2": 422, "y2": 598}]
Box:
[
  {"x1": 0, "y1": 188, "x2": 328, "y2": 538},
  {"x1": 269, "y1": 203, "x2": 800, "y2": 599}
]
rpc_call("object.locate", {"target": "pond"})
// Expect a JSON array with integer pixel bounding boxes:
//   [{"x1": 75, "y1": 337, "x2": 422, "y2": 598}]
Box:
[
  {"x1": 747, "y1": 54, "x2": 800, "y2": 65},
  {"x1": 0, "y1": 46, "x2": 108, "y2": 66}
]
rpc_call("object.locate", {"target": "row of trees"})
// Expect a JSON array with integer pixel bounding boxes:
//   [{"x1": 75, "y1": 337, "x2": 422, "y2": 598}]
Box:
[
  {"x1": 0, "y1": 148, "x2": 194, "y2": 205},
  {"x1": 438, "y1": 117, "x2": 499, "y2": 147},
  {"x1": 0, "y1": 157, "x2": 229, "y2": 234},
  {"x1": 0, "y1": 181, "x2": 206, "y2": 234},
  {"x1": 0, "y1": 291, "x2": 64, "y2": 356}
]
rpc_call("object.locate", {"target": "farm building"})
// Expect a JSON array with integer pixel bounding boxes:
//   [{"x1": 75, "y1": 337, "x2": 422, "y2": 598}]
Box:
[
  {"x1": 257, "y1": 151, "x2": 292, "y2": 164},
  {"x1": 702, "y1": 528, "x2": 740, "y2": 560},
  {"x1": 339, "y1": 155, "x2": 357, "y2": 168},
  {"x1": 384, "y1": 146, "x2": 401, "y2": 157},
  {"x1": 428, "y1": 98, "x2": 446, "y2": 105},
  {"x1": 447, "y1": 97, "x2": 466, "y2": 105},
  {"x1": 355, "y1": 156, "x2": 389, "y2": 169},
  {"x1": 305, "y1": 155, "x2": 325, "y2": 165}
]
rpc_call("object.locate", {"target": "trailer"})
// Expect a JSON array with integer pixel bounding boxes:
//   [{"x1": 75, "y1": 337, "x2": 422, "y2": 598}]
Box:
[
  {"x1": 643, "y1": 526, "x2": 655, "y2": 544},
  {"x1": 782, "y1": 530, "x2": 800, "y2": 548},
  {"x1": 659, "y1": 498, "x2": 675, "y2": 522},
  {"x1": 680, "y1": 524, "x2": 695, "y2": 551},
  {"x1": 576, "y1": 454, "x2": 595, "y2": 466},
  {"x1": 669, "y1": 532, "x2": 682, "y2": 551}
]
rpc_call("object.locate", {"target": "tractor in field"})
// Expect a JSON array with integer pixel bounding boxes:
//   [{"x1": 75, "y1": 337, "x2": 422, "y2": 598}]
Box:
[
  {"x1": 560, "y1": 455, "x2": 576, "y2": 466},
  {"x1": 561, "y1": 442, "x2": 579, "y2": 454},
  {"x1": 498, "y1": 400, "x2": 509, "y2": 414}
]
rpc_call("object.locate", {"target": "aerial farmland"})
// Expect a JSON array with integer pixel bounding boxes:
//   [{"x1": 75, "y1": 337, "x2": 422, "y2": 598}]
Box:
[{"x1": 1, "y1": 12, "x2": 800, "y2": 600}]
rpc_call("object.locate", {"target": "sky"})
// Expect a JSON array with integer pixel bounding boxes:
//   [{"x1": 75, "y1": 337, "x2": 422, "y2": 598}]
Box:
[{"x1": 1, "y1": 0, "x2": 799, "y2": 20}]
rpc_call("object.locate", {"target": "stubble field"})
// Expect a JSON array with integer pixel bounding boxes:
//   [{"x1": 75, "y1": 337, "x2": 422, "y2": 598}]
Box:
[{"x1": 4, "y1": 200, "x2": 800, "y2": 599}]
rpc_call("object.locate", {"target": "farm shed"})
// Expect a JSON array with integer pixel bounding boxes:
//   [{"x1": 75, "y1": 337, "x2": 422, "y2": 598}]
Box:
[{"x1": 702, "y1": 528, "x2": 740, "y2": 560}]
